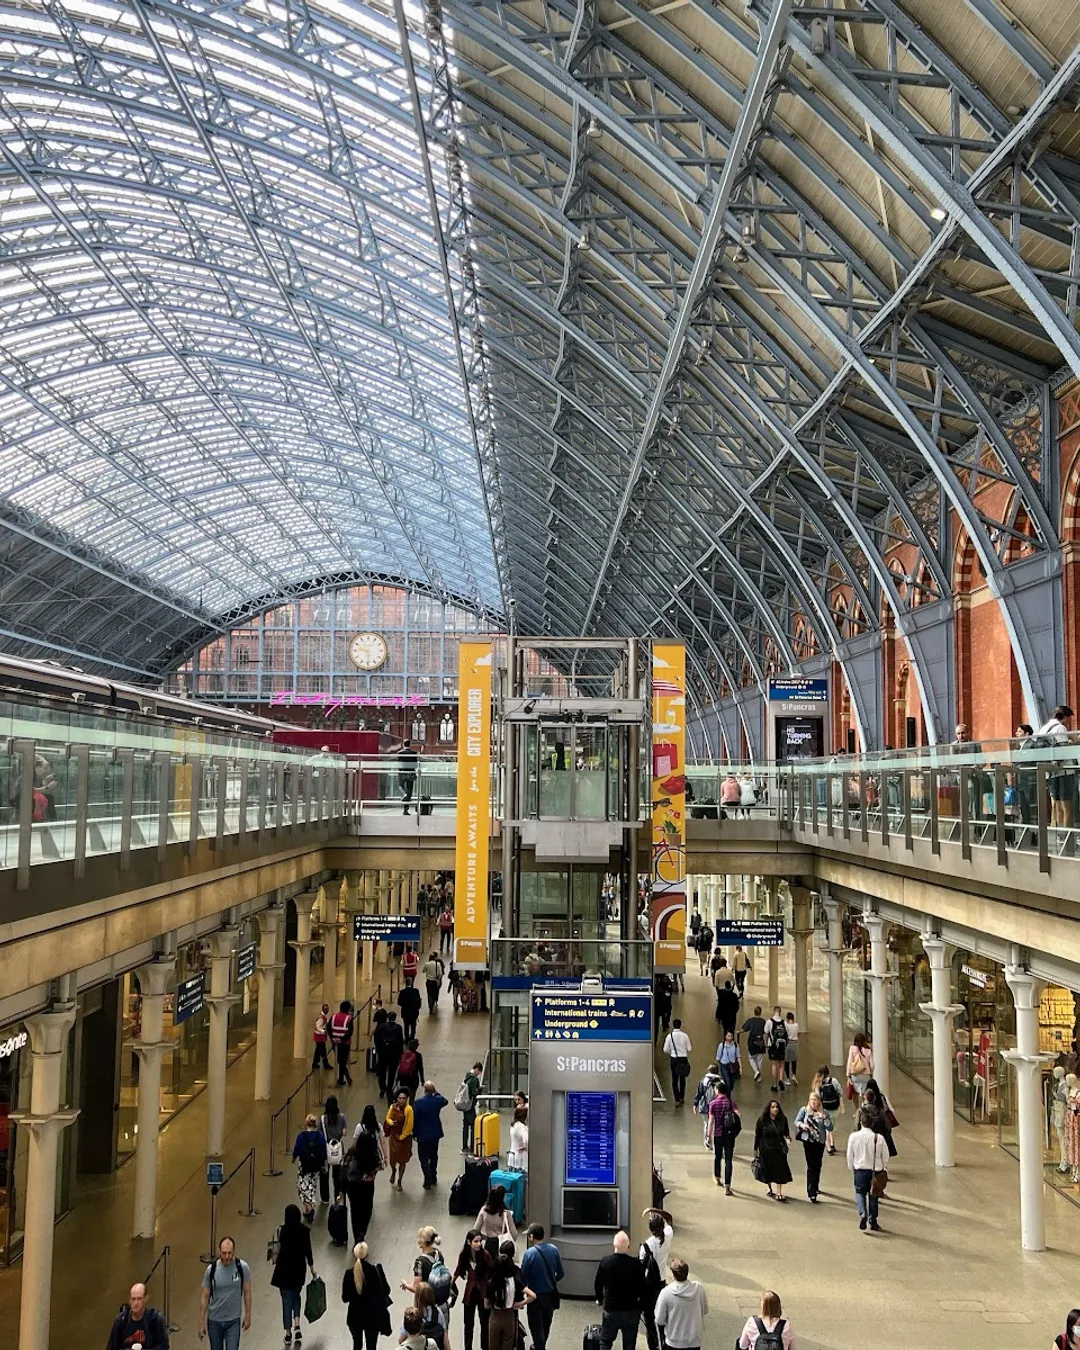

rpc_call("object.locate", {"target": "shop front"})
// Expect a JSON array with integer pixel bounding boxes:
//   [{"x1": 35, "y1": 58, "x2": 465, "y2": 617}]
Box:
[{"x1": 0, "y1": 1021, "x2": 75, "y2": 1266}]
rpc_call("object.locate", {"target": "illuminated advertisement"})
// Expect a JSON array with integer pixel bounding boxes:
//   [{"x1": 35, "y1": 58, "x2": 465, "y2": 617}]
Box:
[
  {"x1": 454, "y1": 641, "x2": 492, "y2": 970},
  {"x1": 651, "y1": 642, "x2": 686, "y2": 971}
]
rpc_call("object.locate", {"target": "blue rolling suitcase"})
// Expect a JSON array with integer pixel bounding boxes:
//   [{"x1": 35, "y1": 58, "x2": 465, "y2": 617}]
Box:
[{"x1": 489, "y1": 1168, "x2": 526, "y2": 1225}]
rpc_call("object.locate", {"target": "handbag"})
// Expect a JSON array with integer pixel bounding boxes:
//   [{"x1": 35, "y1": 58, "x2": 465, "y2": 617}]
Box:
[
  {"x1": 538, "y1": 1244, "x2": 561, "y2": 1309},
  {"x1": 304, "y1": 1275, "x2": 327, "y2": 1322},
  {"x1": 844, "y1": 1079, "x2": 856, "y2": 1102},
  {"x1": 266, "y1": 1225, "x2": 281, "y2": 1263},
  {"x1": 884, "y1": 1106, "x2": 899, "y2": 1130},
  {"x1": 871, "y1": 1169, "x2": 889, "y2": 1197},
  {"x1": 751, "y1": 1153, "x2": 763, "y2": 1182}
]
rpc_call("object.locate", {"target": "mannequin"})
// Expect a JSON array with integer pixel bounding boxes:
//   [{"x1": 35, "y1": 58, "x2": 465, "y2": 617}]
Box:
[
  {"x1": 1052, "y1": 1067, "x2": 1069, "y2": 1172},
  {"x1": 1065, "y1": 1073, "x2": 1080, "y2": 1183}
]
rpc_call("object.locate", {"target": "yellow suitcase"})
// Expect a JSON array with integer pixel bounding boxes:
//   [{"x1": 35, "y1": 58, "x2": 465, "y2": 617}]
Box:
[{"x1": 473, "y1": 1111, "x2": 500, "y2": 1159}]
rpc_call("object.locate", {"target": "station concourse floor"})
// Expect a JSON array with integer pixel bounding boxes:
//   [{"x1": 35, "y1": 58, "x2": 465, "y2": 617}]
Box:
[{"x1": 0, "y1": 949, "x2": 1077, "y2": 1349}]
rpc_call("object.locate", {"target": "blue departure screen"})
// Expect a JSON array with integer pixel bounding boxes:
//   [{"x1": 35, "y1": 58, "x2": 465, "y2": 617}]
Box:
[{"x1": 565, "y1": 1091, "x2": 617, "y2": 1186}]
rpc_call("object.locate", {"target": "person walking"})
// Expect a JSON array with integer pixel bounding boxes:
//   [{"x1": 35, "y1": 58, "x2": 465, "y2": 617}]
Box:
[
  {"x1": 753, "y1": 1100, "x2": 792, "y2": 1201},
  {"x1": 375, "y1": 1011, "x2": 405, "y2": 1101},
  {"x1": 477, "y1": 1184, "x2": 517, "y2": 1256},
  {"x1": 439, "y1": 906, "x2": 454, "y2": 955},
  {"x1": 341, "y1": 1241, "x2": 392, "y2": 1350},
  {"x1": 692, "y1": 1063, "x2": 722, "y2": 1147},
  {"x1": 402, "y1": 945, "x2": 421, "y2": 986},
  {"x1": 662, "y1": 1019, "x2": 692, "y2": 1107},
  {"x1": 508, "y1": 1107, "x2": 529, "y2": 1172},
  {"x1": 485, "y1": 1246, "x2": 534, "y2": 1350},
  {"x1": 107, "y1": 1282, "x2": 170, "y2": 1349},
  {"x1": 861, "y1": 1079, "x2": 897, "y2": 1158},
  {"x1": 716, "y1": 1030, "x2": 741, "y2": 1096},
  {"x1": 346, "y1": 1106, "x2": 385, "y2": 1244},
  {"x1": 401, "y1": 1226, "x2": 444, "y2": 1296},
  {"x1": 520, "y1": 1224, "x2": 564, "y2": 1350},
  {"x1": 198, "y1": 1236, "x2": 252, "y2": 1350},
  {"x1": 593, "y1": 1231, "x2": 643, "y2": 1350},
  {"x1": 321, "y1": 1095, "x2": 348, "y2": 1203},
  {"x1": 736, "y1": 1291, "x2": 794, "y2": 1349},
  {"x1": 706, "y1": 1081, "x2": 740, "y2": 1195},
  {"x1": 638, "y1": 1208, "x2": 673, "y2": 1350},
  {"x1": 398, "y1": 981, "x2": 422, "y2": 1043},
  {"x1": 396, "y1": 1038, "x2": 424, "y2": 1100},
  {"x1": 653, "y1": 974, "x2": 673, "y2": 1044},
  {"x1": 453, "y1": 1231, "x2": 494, "y2": 1350},
  {"x1": 312, "y1": 1004, "x2": 332, "y2": 1071},
  {"x1": 330, "y1": 1000, "x2": 355, "y2": 1088},
  {"x1": 1053, "y1": 1309, "x2": 1080, "y2": 1350},
  {"x1": 846, "y1": 1107, "x2": 887, "y2": 1232},
  {"x1": 397, "y1": 737, "x2": 418, "y2": 814},
  {"x1": 291, "y1": 1114, "x2": 328, "y2": 1223},
  {"x1": 413, "y1": 1081, "x2": 449, "y2": 1189},
  {"x1": 793, "y1": 1093, "x2": 832, "y2": 1202},
  {"x1": 695, "y1": 923, "x2": 713, "y2": 976},
  {"x1": 270, "y1": 1204, "x2": 316, "y2": 1345},
  {"x1": 423, "y1": 952, "x2": 445, "y2": 1014},
  {"x1": 654, "y1": 1260, "x2": 707, "y2": 1350},
  {"x1": 731, "y1": 946, "x2": 750, "y2": 998},
  {"x1": 741, "y1": 1007, "x2": 767, "y2": 1084},
  {"x1": 845, "y1": 1033, "x2": 874, "y2": 1101},
  {"x1": 763, "y1": 1007, "x2": 788, "y2": 1092},
  {"x1": 459, "y1": 1061, "x2": 483, "y2": 1152},
  {"x1": 1038, "y1": 705, "x2": 1075, "y2": 828},
  {"x1": 782, "y1": 1013, "x2": 799, "y2": 1085},
  {"x1": 714, "y1": 979, "x2": 740, "y2": 1039},
  {"x1": 720, "y1": 773, "x2": 741, "y2": 817},
  {"x1": 811, "y1": 1066, "x2": 844, "y2": 1149},
  {"x1": 384, "y1": 1088, "x2": 415, "y2": 1190}
]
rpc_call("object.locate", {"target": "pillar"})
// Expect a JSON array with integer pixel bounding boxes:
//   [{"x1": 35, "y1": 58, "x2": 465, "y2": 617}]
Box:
[
  {"x1": 762, "y1": 879, "x2": 779, "y2": 1007},
  {"x1": 206, "y1": 928, "x2": 240, "y2": 1158},
  {"x1": 918, "y1": 933, "x2": 964, "y2": 1168},
  {"x1": 290, "y1": 892, "x2": 318, "y2": 1060},
  {"x1": 344, "y1": 873, "x2": 360, "y2": 1007},
  {"x1": 15, "y1": 1003, "x2": 78, "y2": 1350},
  {"x1": 863, "y1": 912, "x2": 894, "y2": 1097},
  {"x1": 821, "y1": 893, "x2": 846, "y2": 1069},
  {"x1": 790, "y1": 884, "x2": 813, "y2": 1033},
  {"x1": 321, "y1": 883, "x2": 339, "y2": 1005},
  {"x1": 255, "y1": 905, "x2": 284, "y2": 1101},
  {"x1": 1003, "y1": 964, "x2": 1053, "y2": 1251},
  {"x1": 362, "y1": 871, "x2": 376, "y2": 984},
  {"x1": 132, "y1": 957, "x2": 175, "y2": 1237}
]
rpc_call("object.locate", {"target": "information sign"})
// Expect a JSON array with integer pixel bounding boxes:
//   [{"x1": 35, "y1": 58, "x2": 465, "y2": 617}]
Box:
[
  {"x1": 531, "y1": 992, "x2": 651, "y2": 1042},
  {"x1": 768, "y1": 678, "x2": 828, "y2": 703},
  {"x1": 175, "y1": 972, "x2": 206, "y2": 1024},
  {"x1": 565, "y1": 1091, "x2": 617, "y2": 1186},
  {"x1": 236, "y1": 941, "x2": 257, "y2": 983},
  {"x1": 206, "y1": 1161, "x2": 224, "y2": 1188},
  {"x1": 712, "y1": 918, "x2": 785, "y2": 947},
  {"x1": 352, "y1": 914, "x2": 422, "y2": 944}
]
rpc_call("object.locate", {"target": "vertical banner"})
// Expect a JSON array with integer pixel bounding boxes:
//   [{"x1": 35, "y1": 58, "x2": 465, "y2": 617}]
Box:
[
  {"x1": 454, "y1": 641, "x2": 493, "y2": 970},
  {"x1": 651, "y1": 643, "x2": 686, "y2": 971}
]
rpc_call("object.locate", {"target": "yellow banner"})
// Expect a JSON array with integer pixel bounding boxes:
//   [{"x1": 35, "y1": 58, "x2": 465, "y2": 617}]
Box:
[
  {"x1": 454, "y1": 641, "x2": 493, "y2": 970},
  {"x1": 651, "y1": 643, "x2": 686, "y2": 971}
]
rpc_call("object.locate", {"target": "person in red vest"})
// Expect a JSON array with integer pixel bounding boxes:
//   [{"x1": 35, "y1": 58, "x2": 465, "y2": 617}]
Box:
[
  {"x1": 401, "y1": 946, "x2": 420, "y2": 985},
  {"x1": 330, "y1": 1000, "x2": 354, "y2": 1088},
  {"x1": 438, "y1": 907, "x2": 454, "y2": 956}
]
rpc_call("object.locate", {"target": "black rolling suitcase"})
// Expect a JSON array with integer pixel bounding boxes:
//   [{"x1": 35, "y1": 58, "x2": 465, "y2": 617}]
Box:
[
  {"x1": 461, "y1": 1154, "x2": 497, "y2": 1211},
  {"x1": 366, "y1": 1045, "x2": 377, "y2": 1074},
  {"x1": 328, "y1": 1200, "x2": 348, "y2": 1246},
  {"x1": 448, "y1": 1174, "x2": 466, "y2": 1216},
  {"x1": 583, "y1": 1327, "x2": 603, "y2": 1350}
]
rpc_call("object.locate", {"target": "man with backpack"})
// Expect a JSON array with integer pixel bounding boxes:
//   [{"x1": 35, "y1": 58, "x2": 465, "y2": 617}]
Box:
[
  {"x1": 763, "y1": 1005, "x2": 788, "y2": 1092},
  {"x1": 741, "y1": 1007, "x2": 767, "y2": 1083},
  {"x1": 455, "y1": 1061, "x2": 483, "y2": 1151},
  {"x1": 374, "y1": 1010, "x2": 405, "y2": 1102},
  {"x1": 696, "y1": 925, "x2": 713, "y2": 975},
  {"x1": 107, "y1": 1282, "x2": 169, "y2": 1349},
  {"x1": 198, "y1": 1236, "x2": 252, "y2": 1349},
  {"x1": 330, "y1": 1000, "x2": 354, "y2": 1088},
  {"x1": 705, "y1": 1081, "x2": 740, "y2": 1195}
]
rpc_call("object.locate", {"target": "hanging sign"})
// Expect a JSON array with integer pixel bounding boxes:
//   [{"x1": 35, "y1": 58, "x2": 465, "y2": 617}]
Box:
[
  {"x1": 236, "y1": 942, "x2": 258, "y2": 982},
  {"x1": 454, "y1": 641, "x2": 492, "y2": 970},
  {"x1": 353, "y1": 914, "x2": 422, "y2": 944},
  {"x1": 175, "y1": 972, "x2": 206, "y2": 1024},
  {"x1": 651, "y1": 643, "x2": 686, "y2": 971}
]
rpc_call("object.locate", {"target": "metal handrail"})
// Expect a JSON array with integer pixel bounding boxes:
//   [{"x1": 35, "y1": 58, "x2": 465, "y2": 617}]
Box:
[
  {"x1": 200, "y1": 1149, "x2": 260, "y2": 1264},
  {"x1": 142, "y1": 1243, "x2": 179, "y2": 1333},
  {"x1": 263, "y1": 1071, "x2": 315, "y2": 1178}
]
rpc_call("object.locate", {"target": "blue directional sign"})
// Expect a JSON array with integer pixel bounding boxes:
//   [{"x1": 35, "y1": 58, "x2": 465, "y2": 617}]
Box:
[
  {"x1": 236, "y1": 941, "x2": 257, "y2": 982},
  {"x1": 713, "y1": 918, "x2": 785, "y2": 947},
  {"x1": 531, "y1": 991, "x2": 651, "y2": 1042},
  {"x1": 174, "y1": 972, "x2": 206, "y2": 1024},
  {"x1": 206, "y1": 1161, "x2": 224, "y2": 1188},
  {"x1": 353, "y1": 914, "x2": 422, "y2": 943},
  {"x1": 768, "y1": 677, "x2": 828, "y2": 703},
  {"x1": 566, "y1": 1092, "x2": 618, "y2": 1186}
]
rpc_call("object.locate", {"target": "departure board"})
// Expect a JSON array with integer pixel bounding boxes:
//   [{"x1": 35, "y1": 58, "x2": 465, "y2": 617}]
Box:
[
  {"x1": 565, "y1": 1091, "x2": 618, "y2": 1186},
  {"x1": 531, "y1": 992, "x2": 651, "y2": 1041}
]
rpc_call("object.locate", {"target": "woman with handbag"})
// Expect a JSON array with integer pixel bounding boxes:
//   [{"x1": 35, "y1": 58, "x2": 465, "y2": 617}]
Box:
[
  {"x1": 752, "y1": 1100, "x2": 793, "y2": 1201},
  {"x1": 845, "y1": 1032, "x2": 874, "y2": 1100},
  {"x1": 385, "y1": 1089, "x2": 415, "y2": 1191},
  {"x1": 861, "y1": 1080, "x2": 898, "y2": 1158},
  {"x1": 346, "y1": 1106, "x2": 386, "y2": 1243},
  {"x1": 476, "y1": 1185, "x2": 518, "y2": 1257},
  {"x1": 716, "y1": 1031, "x2": 742, "y2": 1096},
  {"x1": 342, "y1": 1240, "x2": 393, "y2": 1350},
  {"x1": 793, "y1": 1092, "x2": 832, "y2": 1202},
  {"x1": 271, "y1": 1203, "x2": 316, "y2": 1345},
  {"x1": 846, "y1": 1108, "x2": 887, "y2": 1231}
]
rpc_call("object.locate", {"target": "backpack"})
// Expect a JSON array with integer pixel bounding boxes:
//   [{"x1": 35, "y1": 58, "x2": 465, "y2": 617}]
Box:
[
  {"x1": 694, "y1": 1076, "x2": 719, "y2": 1112},
  {"x1": 299, "y1": 1134, "x2": 323, "y2": 1173},
  {"x1": 723, "y1": 1106, "x2": 742, "y2": 1138},
  {"x1": 768, "y1": 1020, "x2": 788, "y2": 1055},
  {"x1": 427, "y1": 1253, "x2": 453, "y2": 1304},
  {"x1": 351, "y1": 1131, "x2": 381, "y2": 1179},
  {"x1": 819, "y1": 1078, "x2": 841, "y2": 1111},
  {"x1": 639, "y1": 1245, "x2": 664, "y2": 1304},
  {"x1": 398, "y1": 1049, "x2": 418, "y2": 1080},
  {"x1": 454, "y1": 1078, "x2": 473, "y2": 1112},
  {"x1": 422, "y1": 1302, "x2": 447, "y2": 1349},
  {"x1": 754, "y1": 1318, "x2": 785, "y2": 1350},
  {"x1": 746, "y1": 1023, "x2": 766, "y2": 1055}
]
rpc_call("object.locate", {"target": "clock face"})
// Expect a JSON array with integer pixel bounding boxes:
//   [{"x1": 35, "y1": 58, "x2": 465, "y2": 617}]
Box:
[{"x1": 349, "y1": 632, "x2": 388, "y2": 671}]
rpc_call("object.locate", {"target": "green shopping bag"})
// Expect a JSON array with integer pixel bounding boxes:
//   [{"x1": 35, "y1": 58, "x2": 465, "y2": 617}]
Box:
[{"x1": 305, "y1": 1275, "x2": 327, "y2": 1323}]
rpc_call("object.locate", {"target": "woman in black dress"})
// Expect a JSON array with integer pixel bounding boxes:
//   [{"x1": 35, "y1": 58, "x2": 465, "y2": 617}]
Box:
[
  {"x1": 753, "y1": 1099, "x2": 793, "y2": 1201},
  {"x1": 271, "y1": 1203, "x2": 315, "y2": 1344},
  {"x1": 341, "y1": 1240, "x2": 392, "y2": 1350}
]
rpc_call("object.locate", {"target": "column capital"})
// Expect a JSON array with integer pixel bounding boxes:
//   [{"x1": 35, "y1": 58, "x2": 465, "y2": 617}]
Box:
[
  {"x1": 821, "y1": 895, "x2": 845, "y2": 922},
  {"x1": 918, "y1": 1001, "x2": 965, "y2": 1021},
  {"x1": 208, "y1": 927, "x2": 239, "y2": 960},
  {"x1": 1001, "y1": 1047, "x2": 1056, "y2": 1073},
  {"x1": 862, "y1": 968, "x2": 897, "y2": 986},
  {"x1": 1004, "y1": 963, "x2": 1045, "y2": 1011},
  {"x1": 24, "y1": 1004, "x2": 77, "y2": 1057},
  {"x1": 257, "y1": 960, "x2": 286, "y2": 975},
  {"x1": 920, "y1": 933, "x2": 955, "y2": 969},
  {"x1": 863, "y1": 913, "x2": 890, "y2": 943},
  {"x1": 206, "y1": 993, "x2": 241, "y2": 1012},
  {"x1": 136, "y1": 958, "x2": 176, "y2": 998},
  {"x1": 288, "y1": 938, "x2": 319, "y2": 954},
  {"x1": 259, "y1": 904, "x2": 284, "y2": 937},
  {"x1": 8, "y1": 1107, "x2": 80, "y2": 1139},
  {"x1": 132, "y1": 1040, "x2": 173, "y2": 1062},
  {"x1": 293, "y1": 891, "x2": 318, "y2": 919}
]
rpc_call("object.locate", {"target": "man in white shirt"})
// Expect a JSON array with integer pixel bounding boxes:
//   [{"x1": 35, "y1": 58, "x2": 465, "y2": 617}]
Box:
[
  {"x1": 846, "y1": 1108, "x2": 887, "y2": 1232},
  {"x1": 662, "y1": 1020, "x2": 692, "y2": 1106},
  {"x1": 1038, "y1": 705, "x2": 1075, "y2": 827}
]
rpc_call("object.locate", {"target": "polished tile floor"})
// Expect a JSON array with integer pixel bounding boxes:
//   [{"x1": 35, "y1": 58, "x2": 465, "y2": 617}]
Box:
[{"x1": 1, "y1": 944, "x2": 1076, "y2": 1348}]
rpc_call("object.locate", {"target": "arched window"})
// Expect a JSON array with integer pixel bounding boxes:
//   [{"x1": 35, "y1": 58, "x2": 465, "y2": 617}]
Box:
[
  {"x1": 411, "y1": 715, "x2": 427, "y2": 742},
  {"x1": 439, "y1": 713, "x2": 455, "y2": 743}
]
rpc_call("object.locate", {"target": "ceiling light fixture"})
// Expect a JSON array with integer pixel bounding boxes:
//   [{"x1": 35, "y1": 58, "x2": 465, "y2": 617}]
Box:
[{"x1": 930, "y1": 206, "x2": 947, "y2": 221}]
